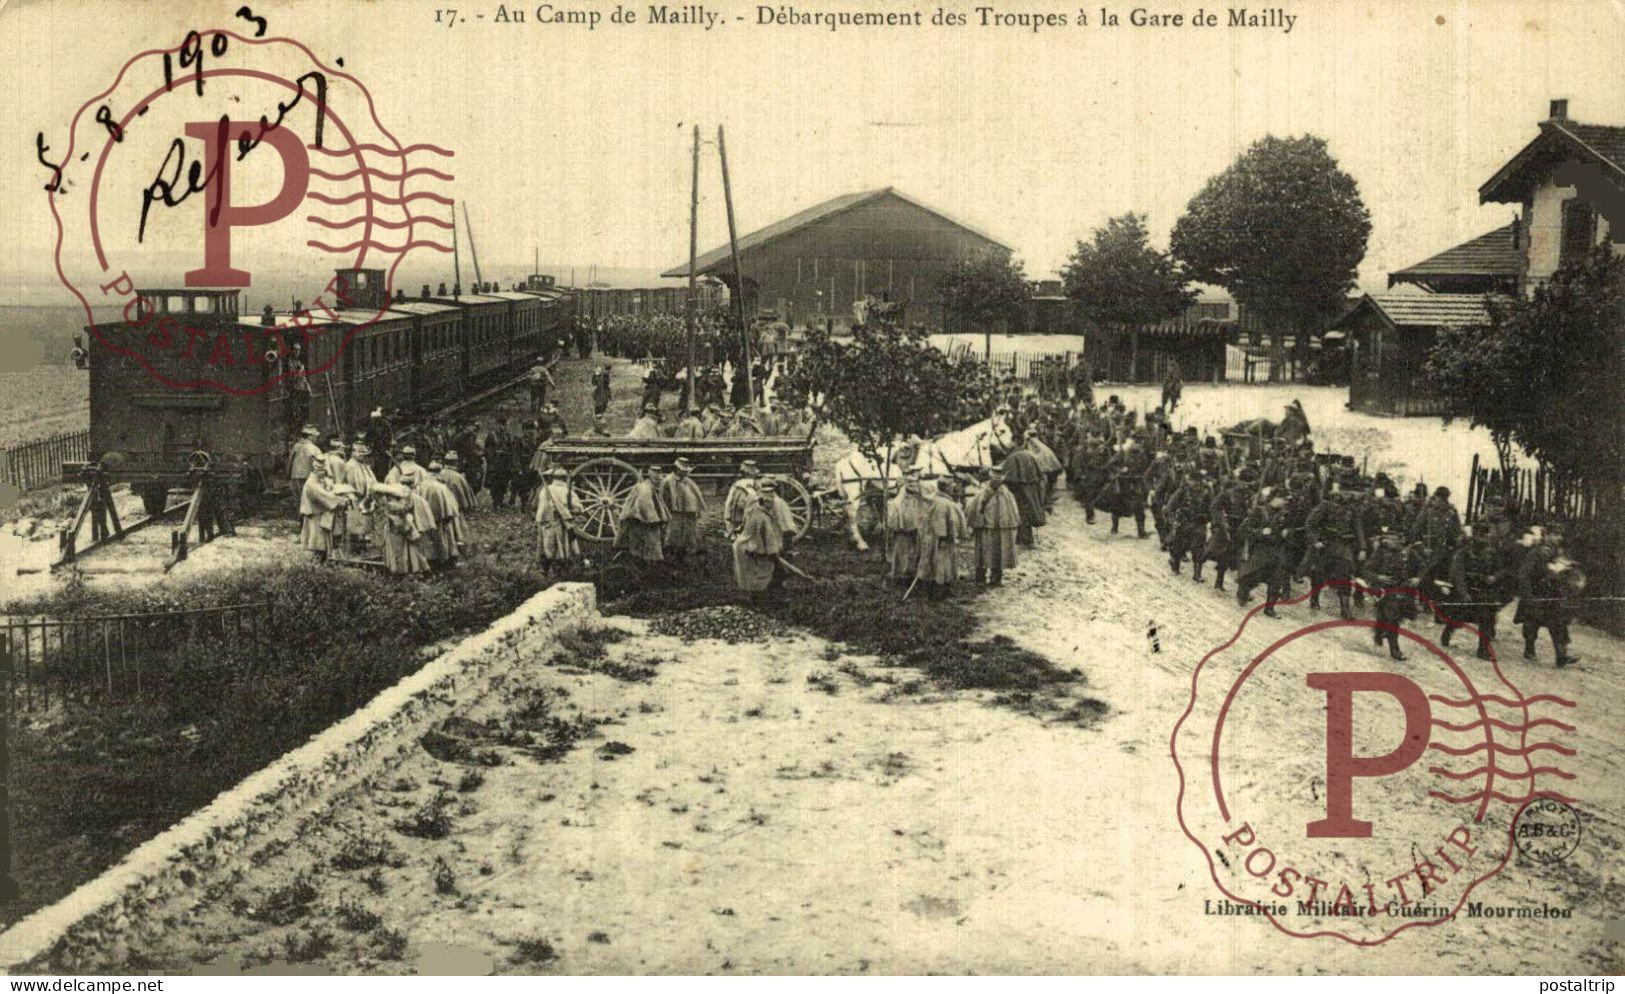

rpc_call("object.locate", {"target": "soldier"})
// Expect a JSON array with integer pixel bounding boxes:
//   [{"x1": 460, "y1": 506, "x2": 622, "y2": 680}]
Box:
[
  {"x1": 450, "y1": 421, "x2": 484, "y2": 497},
  {"x1": 378, "y1": 479, "x2": 435, "y2": 575},
  {"x1": 732, "y1": 478, "x2": 789, "y2": 598},
  {"x1": 1145, "y1": 448, "x2": 1182, "y2": 548},
  {"x1": 527, "y1": 360, "x2": 554, "y2": 414},
  {"x1": 484, "y1": 420, "x2": 515, "y2": 508},
  {"x1": 1196, "y1": 436, "x2": 1228, "y2": 478},
  {"x1": 439, "y1": 451, "x2": 476, "y2": 513},
  {"x1": 591, "y1": 364, "x2": 612, "y2": 416},
  {"x1": 616, "y1": 465, "x2": 670, "y2": 567},
  {"x1": 342, "y1": 441, "x2": 380, "y2": 546},
  {"x1": 1165, "y1": 471, "x2": 1214, "y2": 580},
  {"x1": 1301, "y1": 480, "x2": 1366, "y2": 617},
  {"x1": 641, "y1": 363, "x2": 664, "y2": 412},
  {"x1": 512, "y1": 420, "x2": 543, "y2": 510},
  {"x1": 299, "y1": 460, "x2": 348, "y2": 564},
  {"x1": 1101, "y1": 436, "x2": 1151, "y2": 539},
  {"x1": 1412, "y1": 486, "x2": 1463, "y2": 576},
  {"x1": 321, "y1": 437, "x2": 348, "y2": 481},
  {"x1": 1364, "y1": 530, "x2": 1421, "y2": 661},
  {"x1": 385, "y1": 444, "x2": 422, "y2": 485},
  {"x1": 1401, "y1": 482, "x2": 1430, "y2": 536},
  {"x1": 1160, "y1": 358, "x2": 1183, "y2": 413},
  {"x1": 1200, "y1": 473, "x2": 1252, "y2": 593},
  {"x1": 1515, "y1": 525, "x2": 1583, "y2": 667},
  {"x1": 362, "y1": 408, "x2": 395, "y2": 482},
  {"x1": 659, "y1": 457, "x2": 706, "y2": 562},
  {"x1": 540, "y1": 402, "x2": 569, "y2": 442},
  {"x1": 288, "y1": 424, "x2": 322, "y2": 509},
  {"x1": 673, "y1": 407, "x2": 705, "y2": 440},
  {"x1": 1019, "y1": 433, "x2": 1061, "y2": 510},
  {"x1": 967, "y1": 467, "x2": 1020, "y2": 587},
  {"x1": 534, "y1": 466, "x2": 578, "y2": 575},
  {"x1": 1277, "y1": 471, "x2": 1318, "y2": 595},
  {"x1": 1067, "y1": 430, "x2": 1111, "y2": 525},
  {"x1": 420, "y1": 460, "x2": 465, "y2": 570},
  {"x1": 1236, "y1": 494, "x2": 1291, "y2": 617},
  {"x1": 885, "y1": 467, "x2": 929, "y2": 584},
  {"x1": 628, "y1": 404, "x2": 663, "y2": 439},
  {"x1": 725, "y1": 406, "x2": 761, "y2": 437},
  {"x1": 1444, "y1": 519, "x2": 1509, "y2": 660},
  {"x1": 723, "y1": 460, "x2": 762, "y2": 537},
  {"x1": 778, "y1": 403, "x2": 807, "y2": 438},
  {"x1": 914, "y1": 474, "x2": 969, "y2": 598},
  {"x1": 1001, "y1": 434, "x2": 1047, "y2": 547}
]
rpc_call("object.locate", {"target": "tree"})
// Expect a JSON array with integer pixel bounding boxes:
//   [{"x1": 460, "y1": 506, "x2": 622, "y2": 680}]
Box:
[
  {"x1": 1171, "y1": 135, "x2": 1370, "y2": 375},
  {"x1": 935, "y1": 253, "x2": 1031, "y2": 336},
  {"x1": 776, "y1": 320, "x2": 994, "y2": 470},
  {"x1": 1062, "y1": 213, "x2": 1195, "y2": 326},
  {"x1": 1425, "y1": 245, "x2": 1625, "y2": 491}
]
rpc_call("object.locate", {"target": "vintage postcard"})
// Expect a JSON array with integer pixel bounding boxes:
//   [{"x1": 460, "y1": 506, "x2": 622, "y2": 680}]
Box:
[{"x1": 0, "y1": 0, "x2": 1620, "y2": 979}]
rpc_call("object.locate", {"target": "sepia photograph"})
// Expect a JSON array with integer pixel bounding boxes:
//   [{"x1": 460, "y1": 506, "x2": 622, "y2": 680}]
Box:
[{"x1": 0, "y1": 0, "x2": 1620, "y2": 980}]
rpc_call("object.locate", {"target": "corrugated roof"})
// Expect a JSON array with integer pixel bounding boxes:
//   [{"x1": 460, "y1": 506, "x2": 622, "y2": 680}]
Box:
[
  {"x1": 662, "y1": 187, "x2": 1009, "y2": 277},
  {"x1": 1335, "y1": 292, "x2": 1497, "y2": 330},
  {"x1": 1391, "y1": 224, "x2": 1521, "y2": 281},
  {"x1": 1480, "y1": 118, "x2": 1625, "y2": 203}
]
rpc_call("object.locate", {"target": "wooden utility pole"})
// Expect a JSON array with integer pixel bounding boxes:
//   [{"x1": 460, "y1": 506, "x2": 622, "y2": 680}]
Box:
[
  {"x1": 718, "y1": 125, "x2": 754, "y2": 406},
  {"x1": 451, "y1": 205, "x2": 462, "y2": 296},
  {"x1": 686, "y1": 125, "x2": 700, "y2": 413},
  {"x1": 462, "y1": 203, "x2": 483, "y2": 289}
]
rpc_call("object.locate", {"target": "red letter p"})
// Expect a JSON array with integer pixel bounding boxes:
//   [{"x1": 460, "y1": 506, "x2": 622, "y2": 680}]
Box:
[
  {"x1": 1306, "y1": 672, "x2": 1430, "y2": 839},
  {"x1": 185, "y1": 120, "x2": 310, "y2": 287}
]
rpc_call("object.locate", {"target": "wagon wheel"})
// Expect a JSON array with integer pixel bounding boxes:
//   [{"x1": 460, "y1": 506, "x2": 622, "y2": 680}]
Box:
[
  {"x1": 778, "y1": 477, "x2": 814, "y2": 539},
  {"x1": 568, "y1": 457, "x2": 640, "y2": 543}
]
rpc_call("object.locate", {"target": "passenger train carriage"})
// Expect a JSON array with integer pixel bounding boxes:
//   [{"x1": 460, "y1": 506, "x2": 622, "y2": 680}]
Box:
[{"x1": 77, "y1": 267, "x2": 576, "y2": 514}]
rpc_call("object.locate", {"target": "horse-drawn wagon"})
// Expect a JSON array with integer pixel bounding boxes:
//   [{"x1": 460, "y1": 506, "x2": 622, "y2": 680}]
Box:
[{"x1": 537, "y1": 435, "x2": 818, "y2": 543}]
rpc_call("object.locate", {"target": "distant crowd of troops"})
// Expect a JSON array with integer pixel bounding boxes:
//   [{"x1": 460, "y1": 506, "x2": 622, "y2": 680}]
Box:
[
  {"x1": 1006, "y1": 392, "x2": 1587, "y2": 667},
  {"x1": 287, "y1": 359, "x2": 1589, "y2": 667}
]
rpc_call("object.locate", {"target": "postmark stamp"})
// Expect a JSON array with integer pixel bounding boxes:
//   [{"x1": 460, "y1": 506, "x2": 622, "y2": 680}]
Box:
[
  {"x1": 43, "y1": 21, "x2": 454, "y2": 396},
  {"x1": 1172, "y1": 581, "x2": 1580, "y2": 944},
  {"x1": 1513, "y1": 797, "x2": 1582, "y2": 865}
]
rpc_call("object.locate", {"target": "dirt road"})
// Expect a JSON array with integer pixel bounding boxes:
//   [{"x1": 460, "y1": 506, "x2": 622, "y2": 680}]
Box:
[{"x1": 56, "y1": 493, "x2": 1621, "y2": 975}]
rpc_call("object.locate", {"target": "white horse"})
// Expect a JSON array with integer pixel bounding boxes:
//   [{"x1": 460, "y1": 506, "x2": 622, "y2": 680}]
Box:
[{"x1": 830, "y1": 416, "x2": 1019, "y2": 549}]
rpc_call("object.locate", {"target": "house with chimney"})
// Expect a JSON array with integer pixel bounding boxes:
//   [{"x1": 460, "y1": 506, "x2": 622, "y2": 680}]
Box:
[{"x1": 1338, "y1": 98, "x2": 1625, "y2": 415}]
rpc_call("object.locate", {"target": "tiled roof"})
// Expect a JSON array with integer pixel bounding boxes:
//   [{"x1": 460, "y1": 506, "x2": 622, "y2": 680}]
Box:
[
  {"x1": 662, "y1": 187, "x2": 1008, "y2": 277},
  {"x1": 1336, "y1": 292, "x2": 1497, "y2": 330},
  {"x1": 1562, "y1": 122, "x2": 1625, "y2": 174},
  {"x1": 1391, "y1": 224, "x2": 1521, "y2": 281},
  {"x1": 1480, "y1": 119, "x2": 1625, "y2": 203}
]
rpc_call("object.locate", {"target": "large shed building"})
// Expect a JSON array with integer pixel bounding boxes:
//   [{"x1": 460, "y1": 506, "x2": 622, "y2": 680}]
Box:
[{"x1": 663, "y1": 187, "x2": 1011, "y2": 330}]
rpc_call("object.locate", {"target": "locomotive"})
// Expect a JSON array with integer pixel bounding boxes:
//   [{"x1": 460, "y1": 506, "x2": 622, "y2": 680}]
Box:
[{"x1": 74, "y1": 266, "x2": 575, "y2": 514}]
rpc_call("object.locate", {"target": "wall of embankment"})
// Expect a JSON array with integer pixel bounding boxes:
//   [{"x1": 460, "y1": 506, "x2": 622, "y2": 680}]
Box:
[{"x1": 0, "y1": 582, "x2": 599, "y2": 973}]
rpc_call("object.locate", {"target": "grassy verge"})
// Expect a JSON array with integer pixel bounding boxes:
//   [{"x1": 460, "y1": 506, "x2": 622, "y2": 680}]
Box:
[{"x1": 3, "y1": 558, "x2": 538, "y2": 926}]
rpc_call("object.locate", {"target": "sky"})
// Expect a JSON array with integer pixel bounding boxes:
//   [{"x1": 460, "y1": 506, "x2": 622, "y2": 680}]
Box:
[{"x1": 2, "y1": 0, "x2": 1623, "y2": 305}]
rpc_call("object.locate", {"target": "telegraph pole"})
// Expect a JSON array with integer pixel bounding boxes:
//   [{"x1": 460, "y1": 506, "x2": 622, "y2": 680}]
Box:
[
  {"x1": 451, "y1": 205, "x2": 462, "y2": 296},
  {"x1": 462, "y1": 203, "x2": 483, "y2": 289},
  {"x1": 686, "y1": 125, "x2": 700, "y2": 413},
  {"x1": 1, "y1": 635, "x2": 16, "y2": 904},
  {"x1": 717, "y1": 125, "x2": 754, "y2": 406}
]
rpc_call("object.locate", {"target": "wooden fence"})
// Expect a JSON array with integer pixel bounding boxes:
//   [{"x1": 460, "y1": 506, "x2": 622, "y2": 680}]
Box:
[
  {"x1": 1, "y1": 601, "x2": 272, "y2": 710},
  {"x1": 1464, "y1": 455, "x2": 1615, "y2": 525},
  {"x1": 2, "y1": 429, "x2": 89, "y2": 493},
  {"x1": 1466, "y1": 455, "x2": 1623, "y2": 632}
]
